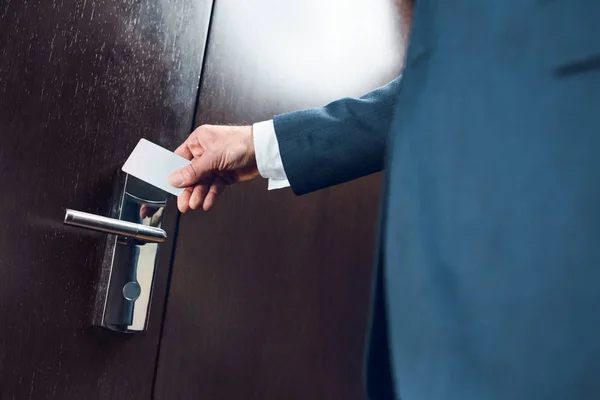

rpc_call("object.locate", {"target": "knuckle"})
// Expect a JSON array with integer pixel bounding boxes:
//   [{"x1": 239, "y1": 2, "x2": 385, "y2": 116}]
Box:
[
  {"x1": 183, "y1": 164, "x2": 198, "y2": 182},
  {"x1": 197, "y1": 124, "x2": 214, "y2": 136}
]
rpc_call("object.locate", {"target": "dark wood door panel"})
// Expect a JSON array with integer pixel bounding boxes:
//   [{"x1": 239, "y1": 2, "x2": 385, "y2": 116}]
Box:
[
  {"x1": 0, "y1": 0, "x2": 211, "y2": 398},
  {"x1": 156, "y1": 178, "x2": 384, "y2": 400},
  {"x1": 154, "y1": 1, "x2": 405, "y2": 398}
]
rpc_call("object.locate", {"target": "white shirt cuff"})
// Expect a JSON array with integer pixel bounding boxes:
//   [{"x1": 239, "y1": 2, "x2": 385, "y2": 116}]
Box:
[{"x1": 252, "y1": 119, "x2": 290, "y2": 190}]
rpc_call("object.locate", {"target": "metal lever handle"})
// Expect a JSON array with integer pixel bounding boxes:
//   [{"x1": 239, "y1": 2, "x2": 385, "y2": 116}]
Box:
[
  {"x1": 64, "y1": 173, "x2": 169, "y2": 333},
  {"x1": 64, "y1": 209, "x2": 167, "y2": 243}
]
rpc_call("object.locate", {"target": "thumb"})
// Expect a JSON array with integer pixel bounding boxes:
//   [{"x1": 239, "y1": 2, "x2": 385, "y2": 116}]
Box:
[{"x1": 168, "y1": 155, "x2": 214, "y2": 188}]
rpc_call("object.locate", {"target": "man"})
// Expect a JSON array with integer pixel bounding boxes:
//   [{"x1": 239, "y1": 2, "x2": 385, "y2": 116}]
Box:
[{"x1": 169, "y1": 1, "x2": 600, "y2": 399}]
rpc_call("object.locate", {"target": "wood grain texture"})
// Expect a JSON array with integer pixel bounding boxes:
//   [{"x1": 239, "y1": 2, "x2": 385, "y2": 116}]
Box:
[
  {"x1": 0, "y1": 0, "x2": 211, "y2": 398},
  {"x1": 154, "y1": 1, "x2": 405, "y2": 398}
]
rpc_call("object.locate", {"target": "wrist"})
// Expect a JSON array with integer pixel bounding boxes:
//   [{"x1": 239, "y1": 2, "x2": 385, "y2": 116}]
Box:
[
  {"x1": 230, "y1": 124, "x2": 259, "y2": 182},
  {"x1": 246, "y1": 125, "x2": 260, "y2": 179}
]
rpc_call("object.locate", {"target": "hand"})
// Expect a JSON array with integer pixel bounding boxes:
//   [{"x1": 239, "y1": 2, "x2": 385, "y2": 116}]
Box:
[{"x1": 168, "y1": 124, "x2": 259, "y2": 213}]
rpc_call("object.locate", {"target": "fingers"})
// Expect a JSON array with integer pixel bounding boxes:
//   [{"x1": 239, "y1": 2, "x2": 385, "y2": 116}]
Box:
[
  {"x1": 168, "y1": 155, "x2": 214, "y2": 188},
  {"x1": 174, "y1": 141, "x2": 194, "y2": 160},
  {"x1": 139, "y1": 204, "x2": 159, "y2": 219},
  {"x1": 203, "y1": 178, "x2": 226, "y2": 211},
  {"x1": 139, "y1": 204, "x2": 151, "y2": 219},
  {"x1": 176, "y1": 180, "x2": 223, "y2": 213},
  {"x1": 177, "y1": 187, "x2": 193, "y2": 213},
  {"x1": 177, "y1": 179, "x2": 224, "y2": 213},
  {"x1": 174, "y1": 129, "x2": 207, "y2": 159},
  {"x1": 189, "y1": 184, "x2": 209, "y2": 211}
]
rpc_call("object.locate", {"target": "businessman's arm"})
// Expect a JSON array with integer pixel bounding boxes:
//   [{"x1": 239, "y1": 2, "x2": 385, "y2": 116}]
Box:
[
  {"x1": 168, "y1": 77, "x2": 402, "y2": 212},
  {"x1": 272, "y1": 76, "x2": 401, "y2": 195}
]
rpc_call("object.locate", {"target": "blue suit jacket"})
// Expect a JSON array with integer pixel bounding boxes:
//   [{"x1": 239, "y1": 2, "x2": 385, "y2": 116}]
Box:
[{"x1": 273, "y1": 1, "x2": 600, "y2": 399}]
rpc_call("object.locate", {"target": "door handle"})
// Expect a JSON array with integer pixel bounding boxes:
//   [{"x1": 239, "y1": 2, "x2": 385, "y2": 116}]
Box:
[
  {"x1": 64, "y1": 209, "x2": 167, "y2": 243},
  {"x1": 63, "y1": 172, "x2": 170, "y2": 333}
]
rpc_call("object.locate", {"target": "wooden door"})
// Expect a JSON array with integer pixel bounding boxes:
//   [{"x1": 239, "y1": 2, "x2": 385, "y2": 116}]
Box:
[
  {"x1": 0, "y1": 0, "x2": 211, "y2": 398},
  {"x1": 154, "y1": 1, "x2": 406, "y2": 399}
]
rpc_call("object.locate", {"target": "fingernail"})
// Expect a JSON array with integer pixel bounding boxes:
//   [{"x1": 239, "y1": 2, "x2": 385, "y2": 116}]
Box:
[{"x1": 168, "y1": 172, "x2": 184, "y2": 187}]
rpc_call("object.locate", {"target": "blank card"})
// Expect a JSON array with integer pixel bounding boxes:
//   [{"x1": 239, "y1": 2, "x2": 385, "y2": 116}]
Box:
[{"x1": 122, "y1": 139, "x2": 191, "y2": 196}]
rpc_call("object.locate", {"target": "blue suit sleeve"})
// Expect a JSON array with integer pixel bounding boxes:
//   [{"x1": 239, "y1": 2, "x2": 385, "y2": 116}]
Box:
[{"x1": 273, "y1": 76, "x2": 402, "y2": 195}]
